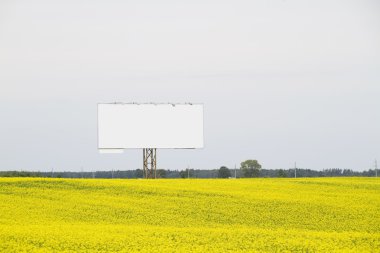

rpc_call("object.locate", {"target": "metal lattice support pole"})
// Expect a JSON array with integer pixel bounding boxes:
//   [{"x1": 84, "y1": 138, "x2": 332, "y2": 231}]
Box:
[{"x1": 143, "y1": 148, "x2": 157, "y2": 179}]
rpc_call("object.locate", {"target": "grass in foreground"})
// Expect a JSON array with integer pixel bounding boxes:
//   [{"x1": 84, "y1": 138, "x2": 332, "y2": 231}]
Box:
[{"x1": 0, "y1": 177, "x2": 379, "y2": 252}]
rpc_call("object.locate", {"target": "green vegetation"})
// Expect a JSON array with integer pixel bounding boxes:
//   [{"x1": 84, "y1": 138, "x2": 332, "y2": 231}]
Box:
[
  {"x1": 240, "y1": 160, "x2": 262, "y2": 177},
  {"x1": 218, "y1": 166, "x2": 231, "y2": 178}
]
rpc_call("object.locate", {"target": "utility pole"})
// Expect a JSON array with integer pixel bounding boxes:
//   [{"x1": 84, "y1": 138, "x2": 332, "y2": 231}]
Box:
[
  {"x1": 294, "y1": 162, "x2": 297, "y2": 178},
  {"x1": 375, "y1": 159, "x2": 378, "y2": 178},
  {"x1": 187, "y1": 166, "x2": 190, "y2": 179},
  {"x1": 235, "y1": 164, "x2": 237, "y2": 178}
]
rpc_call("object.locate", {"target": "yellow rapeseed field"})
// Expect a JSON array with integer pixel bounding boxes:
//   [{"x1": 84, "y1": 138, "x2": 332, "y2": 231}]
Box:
[{"x1": 0, "y1": 177, "x2": 379, "y2": 252}]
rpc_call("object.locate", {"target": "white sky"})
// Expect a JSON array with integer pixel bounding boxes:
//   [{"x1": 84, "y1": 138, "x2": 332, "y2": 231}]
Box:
[{"x1": 0, "y1": 0, "x2": 379, "y2": 171}]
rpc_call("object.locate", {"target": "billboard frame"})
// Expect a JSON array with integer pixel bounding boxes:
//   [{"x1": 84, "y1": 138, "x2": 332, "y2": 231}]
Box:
[{"x1": 97, "y1": 102, "x2": 204, "y2": 178}]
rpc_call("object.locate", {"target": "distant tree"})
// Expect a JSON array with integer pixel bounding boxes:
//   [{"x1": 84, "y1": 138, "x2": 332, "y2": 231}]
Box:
[
  {"x1": 135, "y1": 169, "x2": 143, "y2": 178},
  {"x1": 240, "y1": 160, "x2": 262, "y2": 178},
  {"x1": 179, "y1": 169, "x2": 193, "y2": 178},
  {"x1": 218, "y1": 166, "x2": 231, "y2": 178},
  {"x1": 277, "y1": 169, "x2": 287, "y2": 178},
  {"x1": 179, "y1": 171, "x2": 185, "y2": 178},
  {"x1": 156, "y1": 169, "x2": 167, "y2": 178},
  {"x1": 342, "y1": 169, "x2": 354, "y2": 176}
]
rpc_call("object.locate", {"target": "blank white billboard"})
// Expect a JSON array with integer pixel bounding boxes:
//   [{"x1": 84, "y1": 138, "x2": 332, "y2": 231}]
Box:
[{"x1": 98, "y1": 103, "x2": 204, "y2": 149}]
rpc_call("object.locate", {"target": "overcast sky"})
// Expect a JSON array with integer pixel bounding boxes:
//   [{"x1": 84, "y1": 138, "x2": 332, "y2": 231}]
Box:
[{"x1": 0, "y1": 0, "x2": 379, "y2": 172}]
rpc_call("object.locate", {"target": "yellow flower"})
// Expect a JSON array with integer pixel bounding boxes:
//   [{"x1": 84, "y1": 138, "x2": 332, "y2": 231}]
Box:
[{"x1": 0, "y1": 177, "x2": 379, "y2": 252}]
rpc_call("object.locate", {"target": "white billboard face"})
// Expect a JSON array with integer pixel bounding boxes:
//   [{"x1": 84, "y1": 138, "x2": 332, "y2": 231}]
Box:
[{"x1": 98, "y1": 103, "x2": 204, "y2": 149}]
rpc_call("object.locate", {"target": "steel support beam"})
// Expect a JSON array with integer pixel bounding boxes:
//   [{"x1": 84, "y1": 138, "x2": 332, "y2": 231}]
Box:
[{"x1": 143, "y1": 148, "x2": 156, "y2": 179}]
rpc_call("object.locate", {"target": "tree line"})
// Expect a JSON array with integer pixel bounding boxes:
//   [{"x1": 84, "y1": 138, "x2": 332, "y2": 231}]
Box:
[{"x1": 0, "y1": 160, "x2": 378, "y2": 178}]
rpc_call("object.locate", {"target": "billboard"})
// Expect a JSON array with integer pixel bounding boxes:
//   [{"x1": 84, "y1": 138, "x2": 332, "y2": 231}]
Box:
[{"x1": 98, "y1": 103, "x2": 204, "y2": 150}]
